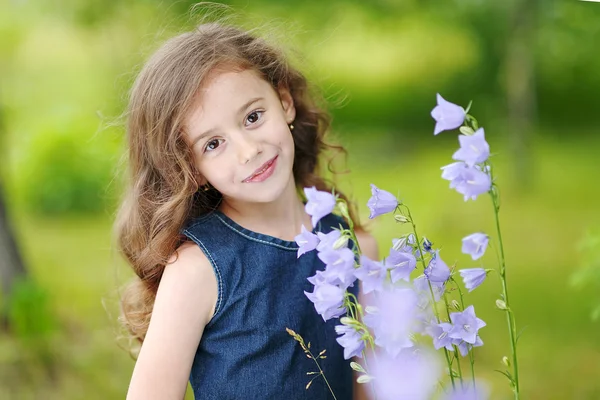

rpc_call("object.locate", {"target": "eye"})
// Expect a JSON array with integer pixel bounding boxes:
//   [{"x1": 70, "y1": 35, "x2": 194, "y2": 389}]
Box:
[
  {"x1": 204, "y1": 138, "x2": 224, "y2": 152},
  {"x1": 244, "y1": 110, "x2": 264, "y2": 126}
]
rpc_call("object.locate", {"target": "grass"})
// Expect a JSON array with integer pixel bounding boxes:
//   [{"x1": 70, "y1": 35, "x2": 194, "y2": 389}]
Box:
[{"x1": 1, "y1": 136, "x2": 599, "y2": 399}]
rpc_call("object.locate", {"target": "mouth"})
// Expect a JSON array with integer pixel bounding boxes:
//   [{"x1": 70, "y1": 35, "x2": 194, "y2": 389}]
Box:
[{"x1": 243, "y1": 155, "x2": 278, "y2": 183}]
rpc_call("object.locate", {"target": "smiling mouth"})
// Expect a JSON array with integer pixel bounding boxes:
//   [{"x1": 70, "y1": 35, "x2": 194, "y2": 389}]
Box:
[{"x1": 243, "y1": 156, "x2": 278, "y2": 182}]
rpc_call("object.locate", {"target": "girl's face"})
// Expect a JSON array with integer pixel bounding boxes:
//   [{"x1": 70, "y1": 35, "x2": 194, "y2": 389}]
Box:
[{"x1": 185, "y1": 68, "x2": 297, "y2": 206}]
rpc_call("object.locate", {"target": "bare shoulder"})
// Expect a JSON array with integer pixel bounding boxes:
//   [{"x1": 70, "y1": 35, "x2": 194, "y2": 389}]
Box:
[
  {"x1": 126, "y1": 241, "x2": 217, "y2": 400},
  {"x1": 355, "y1": 229, "x2": 379, "y2": 260},
  {"x1": 161, "y1": 240, "x2": 218, "y2": 322}
]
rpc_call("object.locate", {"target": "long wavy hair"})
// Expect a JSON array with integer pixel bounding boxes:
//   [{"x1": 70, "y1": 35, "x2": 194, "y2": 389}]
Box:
[{"x1": 115, "y1": 22, "x2": 361, "y2": 345}]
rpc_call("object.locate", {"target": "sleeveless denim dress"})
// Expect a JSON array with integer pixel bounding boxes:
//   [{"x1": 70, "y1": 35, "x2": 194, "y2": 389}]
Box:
[{"x1": 181, "y1": 210, "x2": 357, "y2": 400}]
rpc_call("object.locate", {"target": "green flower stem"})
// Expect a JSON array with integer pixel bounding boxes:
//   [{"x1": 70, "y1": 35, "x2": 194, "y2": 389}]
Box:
[
  {"x1": 405, "y1": 206, "x2": 456, "y2": 390},
  {"x1": 490, "y1": 182, "x2": 520, "y2": 399},
  {"x1": 468, "y1": 347, "x2": 476, "y2": 390}
]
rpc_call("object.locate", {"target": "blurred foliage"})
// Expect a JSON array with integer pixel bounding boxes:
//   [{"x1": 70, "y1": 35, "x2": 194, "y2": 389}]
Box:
[
  {"x1": 17, "y1": 130, "x2": 116, "y2": 214},
  {"x1": 2, "y1": 0, "x2": 600, "y2": 215},
  {"x1": 570, "y1": 230, "x2": 600, "y2": 321}
]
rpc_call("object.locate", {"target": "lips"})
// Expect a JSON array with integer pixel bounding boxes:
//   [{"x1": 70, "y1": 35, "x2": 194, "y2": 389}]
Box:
[{"x1": 243, "y1": 156, "x2": 278, "y2": 182}]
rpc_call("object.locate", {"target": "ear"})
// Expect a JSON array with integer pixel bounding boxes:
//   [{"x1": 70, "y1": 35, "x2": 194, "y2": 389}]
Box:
[{"x1": 278, "y1": 87, "x2": 296, "y2": 124}]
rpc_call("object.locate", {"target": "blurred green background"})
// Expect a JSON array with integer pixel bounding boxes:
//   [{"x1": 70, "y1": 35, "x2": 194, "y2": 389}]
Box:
[{"x1": 1, "y1": 0, "x2": 599, "y2": 399}]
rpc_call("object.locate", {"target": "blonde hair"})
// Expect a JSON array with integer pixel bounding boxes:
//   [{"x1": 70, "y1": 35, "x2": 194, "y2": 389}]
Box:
[{"x1": 115, "y1": 22, "x2": 361, "y2": 344}]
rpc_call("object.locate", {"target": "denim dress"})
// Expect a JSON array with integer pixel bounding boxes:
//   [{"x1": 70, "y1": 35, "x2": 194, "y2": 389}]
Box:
[{"x1": 181, "y1": 210, "x2": 357, "y2": 400}]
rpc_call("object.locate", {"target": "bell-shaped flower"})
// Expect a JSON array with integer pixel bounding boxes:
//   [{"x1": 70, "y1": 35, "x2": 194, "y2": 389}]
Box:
[
  {"x1": 448, "y1": 305, "x2": 486, "y2": 345},
  {"x1": 384, "y1": 248, "x2": 416, "y2": 283},
  {"x1": 424, "y1": 252, "x2": 450, "y2": 283},
  {"x1": 307, "y1": 269, "x2": 328, "y2": 286},
  {"x1": 453, "y1": 335, "x2": 484, "y2": 357},
  {"x1": 459, "y1": 268, "x2": 488, "y2": 292},
  {"x1": 456, "y1": 167, "x2": 491, "y2": 201},
  {"x1": 441, "y1": 161, "x2": 469, "y2": 186},
  {"x1": 318, "y1": 248, "x2": 357, "y2": 289},
  {"x1": 431, "y1": 93, "x2": 466, "y2": 135},
  {"x1": 452, "y1": 128, "x2": 490, "y2": 167},
  {"x1": 371, "y1": 347, "x2": 442, "y2": 400},
  {"x1": 304, "y1": 187, "x2": 336, "y2": 227},
  {"x1": 367, "y1": 184, "x2": 399, "y2": 219},
  {"x1": 304, "y1": 282, "x2": 346, "y2": 321},
  {"x1": 392, "y1": 235, "x2": 415, "y2": 253},
  {"x1": 354, "y1": 255, "x2": 387, "y2": 294},
  {"x1": 335, "y1": 324, "x2": 365, "y2": 360},
  {"x1": 441, "y1": 382, "x2": 489, "y2": 400},
  {"x1": 442, "y1": 162, "x2": 491, "y2": 201},
  {"x1": 294, "y1": 225, "x2": 320, "y2": 258},
  {"x1": 363, "y1": 286, "x2": 420, "y2": 358},
  {"x1": 316, "y1": 229, "x2": 342, "y2": 252},
  {"x1": 461, "y1": 233, "x2": 489, "y2": 260},
  {"x1": 426, "y1": 322, "x2": 455, "y2": 352},
  {"x1": 414, "y1": 275, "x2": 445, "y2": 302}
]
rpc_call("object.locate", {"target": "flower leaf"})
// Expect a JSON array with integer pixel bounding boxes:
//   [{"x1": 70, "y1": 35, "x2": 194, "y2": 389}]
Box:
[{"x1": 356, "y1": 375, "x2": 373, "y2": 384}]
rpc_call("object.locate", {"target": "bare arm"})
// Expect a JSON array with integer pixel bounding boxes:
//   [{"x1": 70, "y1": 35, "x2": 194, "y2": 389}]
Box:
[
  {"x1": 126, "y1": 242, "x2": 218, "y2": 400},
  {"x1": 352, "y1": 230, "x2": 379, "y2": 400}
]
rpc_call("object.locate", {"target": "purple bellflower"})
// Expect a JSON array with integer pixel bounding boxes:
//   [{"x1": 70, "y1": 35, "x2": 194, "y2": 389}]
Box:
[
  {"x1": 304, "y1": 282, "x2": 346, "y2": 321},
  {"x1": 317, "y1": 248, "x2": 357, "y2": 289},
  {"x1": 448, "y1": 305, "x2": 486, "y2": 345},
  {"x1": 442, "y1": 383, "x2": 489, "y2": 400},
  {"x1": 454, "y1": 335, "x2": 484, "y2": 357},
  {"x1": 354, "y1": 255, "x2": 387, "y2": 294},
  {"x1": 367, "y1": 184, "x2": 399, "y2": 219},
  {"x1": 459, "y1": 268, "x2": 488, "y2": 292},
  {"x1": 384, "y1": 248, "x2": 416, "y2": 283},
  {"x1": 335, "y1": 324, "x2": 365, "y2": 360},
  {"x1": 304, "y1": 187, "x2": 336, "y2": 227},
  {"x1": 424, "y1": 252, "x2": 451, "y2": 283},
  {"x1": 441, "y1": 162, "x2": 492, "y2": 201},
  {"x1": 363, "y1": 287, "x2": 420, "y2": 357},
  {"x1": 371, "y1": 347, "x2": 442, "y2": 400},
  {"x1": 307, "y1": 269, "x2": 328, "y2": 287},
  {"x1": 426, "y1": 322, "x2": 455, "y2": 352},
  {"x1": 414, "y1": 274, "x2": 445, "y2": 302},
  {"x1": 431, "y1": 93, "x2": 466, "y2": 135},
  {"x1": 316, "y1": 229, "x2": 342, "y2": 252},
  {"x1": 392, "y1": 235, "x2": 415, "y2": 253},
  {"x1": 461, "y1": 232, "x2": 489, "y2": 260},
  {"x1": 452, "y1": 127, "x2": 490, "y2": 167},
  {"x1": 294, "y1": 225, "x2": 319, "y2": 258}
]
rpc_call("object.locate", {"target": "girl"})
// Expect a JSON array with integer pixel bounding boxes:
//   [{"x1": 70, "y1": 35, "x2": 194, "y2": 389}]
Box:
[{"x1": 116, "y1": 21, "x2": 378, "y2": 400}]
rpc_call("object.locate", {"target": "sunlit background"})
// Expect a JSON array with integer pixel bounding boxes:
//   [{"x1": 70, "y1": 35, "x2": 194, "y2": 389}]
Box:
[{"x1": 1, "y1": 1, "x2": 599, "y2": 399}]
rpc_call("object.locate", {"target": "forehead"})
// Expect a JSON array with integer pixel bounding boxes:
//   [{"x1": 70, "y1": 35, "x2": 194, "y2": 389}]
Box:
[{"x1": 185, "y1": 69, "x2": 275, "y2": 129}]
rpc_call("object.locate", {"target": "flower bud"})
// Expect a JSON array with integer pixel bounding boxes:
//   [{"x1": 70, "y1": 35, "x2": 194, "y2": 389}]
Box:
[
  {"x1": 392, "y1": 236, "x2": 409, "y2": 251},
  {"x1": 332, "y1": 235, "x2": 349, "y2": 250},
  {"x1": 356, "y1": 374, "x2": 373, "y2": 384},
  {"x1": 336, "y1": 200, "x2": 350, "y2": 221},
  {"x1": 340, "y1": 316, "x2": 359, "y2": 326},
  {"x1": 365, "y1": 306, "x2": 378, "y2": 315},
  {"x1": 350, "y1": 362, "x2": 366, "y2": 373},
  {"x1": 459, "y1": 126, "x2": 475, "y2": 135},
  {"x1": 394, "y1": 214, "x2": 410, "y2": 224},
  {"x1": 502, "y1": 356, "x2": 510, "y2": 367},
  {"x1": 451, "y1": 300, "x2": 461, "y2": 310},
  {"x1": 496, "y1": 299, "x2": 507, "y2": 310}
]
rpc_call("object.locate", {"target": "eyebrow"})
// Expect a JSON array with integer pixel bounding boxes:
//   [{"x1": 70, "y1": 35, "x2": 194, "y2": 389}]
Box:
[{"x1": 191, "y1": 97, "x2": 264, "y2": 146}]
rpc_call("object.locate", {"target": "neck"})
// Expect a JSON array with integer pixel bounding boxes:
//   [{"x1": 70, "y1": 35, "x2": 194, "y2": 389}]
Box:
[{"x1": 217, "y1": 178, "x2": 312, "y2": 242}]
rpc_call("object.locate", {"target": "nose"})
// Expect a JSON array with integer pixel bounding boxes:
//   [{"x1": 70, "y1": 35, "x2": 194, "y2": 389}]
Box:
[{"x1": 236, "y1": 134, "x2": 262, "y2": 165}]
